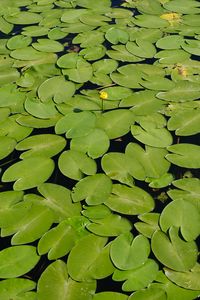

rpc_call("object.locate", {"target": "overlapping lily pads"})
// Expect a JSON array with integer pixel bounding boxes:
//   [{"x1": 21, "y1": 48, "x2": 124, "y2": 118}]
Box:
[{"x1": 0, "y1": 0, "x2": 199, "y2": 299}]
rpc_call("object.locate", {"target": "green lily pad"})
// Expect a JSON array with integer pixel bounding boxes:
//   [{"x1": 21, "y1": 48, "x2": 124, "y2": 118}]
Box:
[
  {"x1": 126, "y1": 39, "x2": 156, "y2": 58},
  {"x1": 7, "y1": 35, "x2": 32, "y2": 50},
  {"x1": 132, "y1": 15, "x2": 168, "y2": 29},
  {"x1": 0, "y1": 246, "x2": 40, "y2": 278},
  {"x1": 156, "y1": 35, "x2": 184, "y2": 50},
  {"x1": 106, "y1": 45, "x2": 144, "y2": 62},
  {"x1": 2, "y1": 156, "x2": 55, "y2": 190},
  {"x1": 166, "y1": 144, "x2": 200, "y2": 168},
  {"x1": 58, "y1": 150, "x2": 97, "y2": 180},
  {"x1": 25, "y1": 98, "x2": 58, "y2": 119},
  {"x1": 105, "y1": 184, "x2": 154, "y2": 215},
  {"x1": 15, "y1": 134, "x2": 66, "y2": 159},
  {"x1": 110, "y1": 232, "x2": 150, "y2": 270},
  {"x1": 151, "y1": 227, "x2": 198, "y2": 271},
  {"x1": 105, "y1": 27, "x2": 129, "y2": 44},
  {"x1": 93, "y1": 292, "x2": 128, "y2": 300},
  {"x1": 32, "y1": 39, "x2": 64, "y2": 52},
  {"x1": 160, "y1": 199, "x2": 200, "y2": 241},
  {"x1": 0, "y1": 136, "x2": 16, "y2": 160},
  {"x1": 0, "y1": 278, "x2": 36, "y2": 300},
  {"x1": 4, "y1": 12, "x2": 42, "y2": 25}
]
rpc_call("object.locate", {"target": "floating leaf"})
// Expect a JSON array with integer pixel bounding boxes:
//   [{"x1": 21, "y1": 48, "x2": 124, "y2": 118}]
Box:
[
  {"x1": 126, "y1": 39, "x2": 156, "y2": 58},
  {"x1": 38, "y1": 76, "x2": 76, "y2": 103},
  {"x1": 96, "y1": 109, "x2": 135, "y2": 139},
  {"x1": 0, "y1": 136, "x2": 16, "y2": 160},
  {"x1": 67, "y1": 234, "x2": 107, "y2": 281},
  {"x1": 0, "y1": 278, "x2": 36, "y2": 300},
  {"x1": 37, "y1": 260, "x2": 96, "y2": 300},
  {"x1": 167, "y1": 109, "x2": 200, "y2": 136},
  {"x1": 156, "y1": 81, "x2": 200, "y2": 102},
  {"x1": 25, "y1": 98, "x2": 59, "y2": 119},
  {"x1": 113, "y1": 259, "x2": 159, "y2": 292},
  {"x1": 128, "y1": 285, "x2": 167, "y2": 300},
  {"x1": 55, "y1": 111, "x2": 96, "y2": 138},
  {"x1": 105, "y1": 27, "x2": 129, "y2": 44},
  {"x1": 38, "y1": 183, "x2": 81, "y2": 222},
  {"x1": 2, "y1": 156, "x2": 54, "y2": 190},
  {"x1": 151, "y1": 227, "x2": 198, "y2": 271},
  {"x1": 72, "y1": 174, "x2": 112, "y2": 205},
  {"x1": 4, "y1": 12, "x2": 42, "y2": 25},
  {"x1": 156, "y1": 35, "x2": 184, "y2": 50},
  {"x1": 86, "y1": 213, "x2": 132, "y2": 237},
  {"x1": 16, "y1": 134, "x2": 66, "y2": 159},
  {"x1": 166, "y1": 144, "x2": 200, "y2": 168},
  {"x1": 106, "y1": 45, "x2": 143, "y2": 62},
  {"x1": 164, "y1": 266, "x2": 200, "y2": 290},
  {"x1": 32, "y1": 39, "x2": 64, "y2": 52},
  {"x1": 110, "y1": 232, "x2": 150, "y2": 270},
  {"x1": 134, "y1": 213, "x2": 160, "y2": 238},
  {"x1": 105, "y1": 184, "x2": 154, "y2": 215},
  {"x1": 0, "y1": 246, "x2": 40, "y2": 278},
  {"x1": 58, "y1": 150, "x2": 97, "y2": 180},
  {"x1": 70, "y1": 128, "x2": 110, "y2": 159},
  {"x1": 160, "y1": 200, "x2": 200, "y2": 241}
]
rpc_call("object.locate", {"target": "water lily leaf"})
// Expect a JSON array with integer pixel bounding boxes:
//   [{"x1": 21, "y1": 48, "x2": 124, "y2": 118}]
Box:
[
  {"x1": 132, "y1": 0, "x2": 164, "y2": 14},
  {"x1": 24, "y1": 98, "x2": 58, "y2": 119},
  {"x1": 0, "y1": 278, "x2": 36, "y2": 300},
  {"x1": 22, "y1": 25, "x2": 50, "y2": 37},
  {"x1": 156, "y1": 81, "x2": 200, "y2": 101},
  {"x1": 93, "y1": 292, "x2": 128, "y2": 300},
  {"x1": 16, "y1": 114, "x2": 61, "y2": 128},
  {"x1": 167, "y1": 109, "x2": 200, "y2": 136},
  {"x1": 86, "y1": 213, "x2": 132, "y2": 236},
  {"x1": 57, "y1": 53, "x2": 79, "y2": 69},
  {"x1": 105, "y1": 184, "x2": 154, "y2": 215},
  {"x1": 61, "y1": 23, "x2": 95, "y2": 34},
  {"x1": 110, "y1": 232, "x2": 150, "y2": 270},
  {"x1": 128, "y1": 285, "x2": 167, "y2": 300},
  {"x1": 55, "y1": 111, "x2": 96, "y2": 138},
  {"x1": 58, "y1": 150, "x2": 97, "y2": 180},
  {"x1": 0, "y1": 107, "x2": 10, "y2": 122},
  {"x1": 0, "y1": 68, "x2": 20, "y2": 85},
  {"x1": 0, "y1": 246, "x2": 40, "y2": 278},
  {"x1": 96, "y1": 109, "x2": 135, "y2": 139},
  {"x1": 113, "y1": 259, "x2": 159, "y2": 292},
  {"x1": 67, "y1": 233, "x2": 107, "y2": 281},
  {"x1": 38, "y1": 183, "x2": 81, "y2": 222},
  {"x1": 15, "y1": 134, "x2": 66, "y2": 159},
  {"x1": 120, "y1": 90, "x2": 165, "y2": 115},
  {"x1": 82, "y1": 204, "x2": 111, "y2": 219},
  {"x1": 140, "y1": 75, "x2": 175, "y2": 91},
  {"x1": 166, "y1": 144, "x2": 200, "y2": 168},
  {"x1": 168, "y1": 178, "x2": 200, "y2": 210},
  {"x1": 7, "y1": 35, "x2": 32, "y2": 50},
  {"x1": 101, "y1": 152, "x2": 134, "y2": 186},
  {"x1": 73, "y1": 31, "x2": 105, "y2": 47},
  {"x1": 38, "y1": 76, "x2": 76, "y2": 103},
  {"x1": 134, "y1": 213, "x2": 160, "y2": 238},
  {"x1": 126, "y1": 39, "x2": 156, "y2": 58},
  {"x1": 10, "y1": 47, "x2": 51, "y2": 61},
  {"x1": 131, "y1": 125, "x2": 172, "y2": 148},
  {"x1": 80, "y1": 13, "x2": 110, "y2": 26},
  {"x1": 2, "y1": 156, "x2": 55, "y2": 191},
  {"x1": 0, "y1": 136, "x2": 16, "y2": 160},
  {"x1": 154, "y1": 49, "x2": 190, "y2": 64},
  {"x1": 79, "y1": 45, "x2": 106, "y2": 61},
  {"x1": 72, "y1": 174, "x2": 112, "y2": 205},
  {"x1": 110, "y1": 71, "x2": 142, "y2": 88},
  {"x1": 106, "y1": 45, "x2": 144, "y2": 62},
  {"x1": 92, "y1": 59, "x2": 118, "y2": 73},
  {"x1": 125, "y1": 143, "x2": 170, "y2": 180},
  {"x1": 182, "y1": 14, "x2": 200, "y2": 27},
  {"x1": 61, "y1": 8, "x2": 88, "y2": 23},
  {"x1": 76, "y1": 0, "x2": 111, "y2": 9},
  {"x1": 0, "y1": 16, "x2": 13, "y2": 34},
  {"x1": 0, "y1": 115, "x2": 32, "y2": 142},
  {"x1": 62, "y1": 58, "x2": 93, "y2": 83},
  {"x1": 151, "y1": 227, "x2": 198, "y2": 271},
  {"x1": 146, "y1": 173, "x2": 174, "y2": 189},
  {"x1": 10, "y1": 203, "x2": 54, "y2": 245},
  {"x1": 160, "y1": 199, "x2": 200, "y2": 241},
  {"x1": 4, "y1": 12, "x2": 42, "y2": 24},
  {"x1": 164, "y1": 266, "x2": 200, "y2": 290},
  {"x1": 48, "y1": 27, "x2": 68, "y2": 40},
  {"x1": 105, "y1": 27, "x2": 129, "y2": 44},
  {"x1": 156, "y1": 35, "x2": 184, "y2": 50},
  {"x1": 181, "y1": 39, "x2": 200, "y2": 56},
  {"x1": 100, "y1": 86, "x2": 132, "y2": 100},
  {"x1": 38, "y1": 221, "x2": 78, "y2": 260},
  {"x1": 37, "y1": 260, "x2": 96, "y2": 300},
  {"x1": 70, "y1": 128, "x2": 110, "y2": 159},
  {"x1": 163, "y1": 0, "x2": 200, "y2": 14},
  {"x1": 32, "y1": 39, "x2": 64, "y2": 52},
  {"x1": 132, "y1": 15, "x2": 168, "y2": 28}
]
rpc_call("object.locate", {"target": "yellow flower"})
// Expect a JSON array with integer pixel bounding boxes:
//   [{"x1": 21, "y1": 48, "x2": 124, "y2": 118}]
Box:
[{"x1": 99, "y1": 91, "x2": 108, "y2": 100}]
